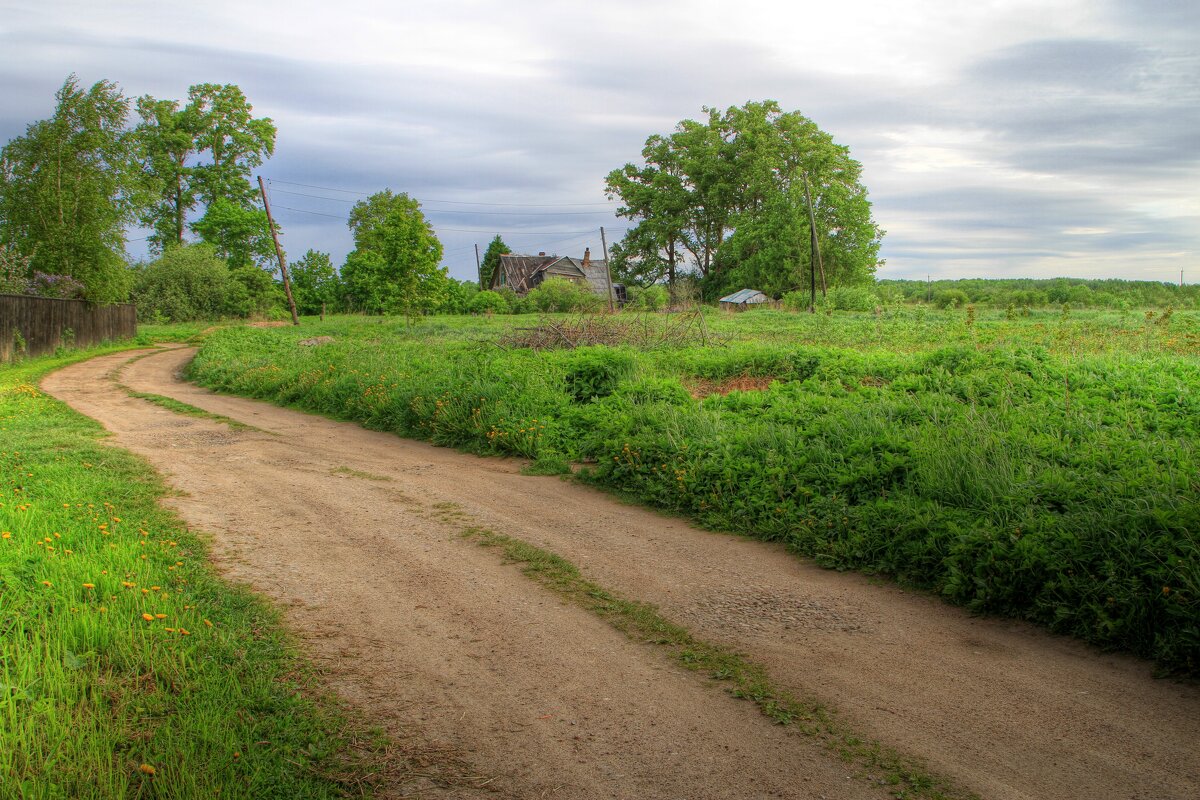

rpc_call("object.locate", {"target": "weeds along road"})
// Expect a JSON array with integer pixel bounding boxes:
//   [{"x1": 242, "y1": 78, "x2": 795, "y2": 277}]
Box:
[{"x1": 44, "y1": 346, "x2": 1200, "y2": 800}]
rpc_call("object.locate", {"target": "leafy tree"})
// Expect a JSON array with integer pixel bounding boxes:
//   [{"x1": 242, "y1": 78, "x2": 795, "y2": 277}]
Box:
[
  {"x1": 342, "y1": 190, "x2": 446, "y2": 318},
  {"x1": 606, "y1": 101, "x2": 882, "y2": 299},
  {"x1": 191, "y1": 198, "x2": 276, "y2": 270},
  {"x1": 0, "y1": 75, "x2": 136, "y2": 302},
  {"x1": 439, "y1": 278, "x2": 480, "y2": 313},
  {"x1": 479, "y1": 234, "x2": 511, "y2": 289},
  {"x1": 288, "y1": 249, "x2": 340, "y2": 315},
  {"x1": 133, "y1": 96, "x2": 201, "y2": 250},
  {"x1": 185, "y1": 84, "x2": 276, "y2": 209},
  {"x1": 135, "y1": 84, "x2": 275, "y2": 253}
]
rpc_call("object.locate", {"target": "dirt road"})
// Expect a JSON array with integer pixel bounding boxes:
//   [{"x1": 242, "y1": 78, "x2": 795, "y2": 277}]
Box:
[{"x1": 42, "y1": 347, "x2": 1200, "y2": 800}]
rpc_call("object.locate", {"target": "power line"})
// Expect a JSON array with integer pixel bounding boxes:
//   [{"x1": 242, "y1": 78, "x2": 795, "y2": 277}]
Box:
[
  {"x1": 267, "y1": 178, "x2": 615, "y2": 208},
  {"x1": 269, "y1": 188, "x2": 614, "y2": 216},
  {"x1": 271, "y1": 204, "x2": 626, "y2": 236}
]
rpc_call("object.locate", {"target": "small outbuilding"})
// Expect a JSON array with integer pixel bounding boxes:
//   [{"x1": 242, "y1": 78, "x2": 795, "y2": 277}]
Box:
[{"x1": 718, "y1": 289, "x2": 770, "y2": 310}]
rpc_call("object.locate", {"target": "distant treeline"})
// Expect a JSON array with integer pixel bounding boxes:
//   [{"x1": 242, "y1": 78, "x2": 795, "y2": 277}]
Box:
[{"x1": 877, "y1": 277, "x2": 1198, "y2": 309}]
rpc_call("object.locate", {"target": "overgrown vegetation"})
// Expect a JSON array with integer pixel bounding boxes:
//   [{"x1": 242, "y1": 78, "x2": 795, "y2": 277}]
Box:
[
  {"x1": 0, "y1": 346, "x2": 401, "y2": 797},
  {"x1": 186, "y1": 308, "x2": 1199, "y2": 674}
]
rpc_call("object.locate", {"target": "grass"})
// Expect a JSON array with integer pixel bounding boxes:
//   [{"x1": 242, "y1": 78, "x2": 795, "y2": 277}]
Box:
[
  {"x1": 452, "y1": 519, "x2": 972, "y2": 800},
  {"x1": 0, "y1": 344, "x2": 416, "y2": 799},
  {"x1": 184, "y1": 309, "x2": 1200, "y2": 673}
]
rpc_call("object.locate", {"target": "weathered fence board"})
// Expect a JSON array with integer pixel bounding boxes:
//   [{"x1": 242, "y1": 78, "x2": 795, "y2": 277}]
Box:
[{"x1": 0, "y1": 294, "x2": 137, "y2": 362}]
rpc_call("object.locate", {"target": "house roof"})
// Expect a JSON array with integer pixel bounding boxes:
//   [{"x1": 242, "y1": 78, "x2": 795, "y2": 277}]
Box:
[
  {"x1": 495, "y1": 252, "x2": 614, "y2": 298},
  {"x1": 719, "y1": 289, "x2": 769, "y2": 304}
]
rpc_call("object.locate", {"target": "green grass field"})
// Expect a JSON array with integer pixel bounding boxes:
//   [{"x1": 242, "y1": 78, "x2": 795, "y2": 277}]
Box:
[
  {"x1": 0, "y1": 340, "x2": 390, "y2": 799},
  {"x1": 186, "y1": 307, "x2": 1199, "y2": 674}
]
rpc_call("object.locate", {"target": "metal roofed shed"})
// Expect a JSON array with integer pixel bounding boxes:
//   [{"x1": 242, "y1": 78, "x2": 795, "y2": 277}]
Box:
[{"x1": 718, "y1": 289, "x2": 770, "y2": 310}]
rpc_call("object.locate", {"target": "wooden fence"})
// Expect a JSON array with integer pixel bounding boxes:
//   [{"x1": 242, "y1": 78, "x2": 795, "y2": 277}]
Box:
[{"x1": 1, "y1": 294, "x2": 137, "y2": 363}]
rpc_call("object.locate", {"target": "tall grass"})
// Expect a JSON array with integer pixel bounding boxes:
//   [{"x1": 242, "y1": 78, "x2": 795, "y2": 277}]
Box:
[
  {"x1": 187, "y1": 312, "x2": 1200, "y2": 673},
  {"x1": 1, "y1": 346, "x2": 381, "y2": 798}
]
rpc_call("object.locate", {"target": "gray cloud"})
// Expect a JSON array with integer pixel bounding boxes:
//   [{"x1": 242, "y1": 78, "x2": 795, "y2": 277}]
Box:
[{"x1": 2, "y1": 3, "x2": 1197, "y2": 283}]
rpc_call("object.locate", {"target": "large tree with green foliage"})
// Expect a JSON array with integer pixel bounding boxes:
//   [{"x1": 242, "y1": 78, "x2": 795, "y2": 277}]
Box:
[
  {"x1": 288, "y1": 249, "x2": 340, "y2": 315},
  {"x1": 135, "y1": 83, "x2": 276, "y2": 252},
  {"x1": 478, "y1": 234, "x2": 511, "y2": 289},
  {"x1": 341, "y1": 190, "x2": 446, "y2": 317},
  {"x1": 0, "y1": 75, "x2": 136, "y2": 302},
  {"x1": 606, "y1": 100, "x2": 882, "y2": 298}
]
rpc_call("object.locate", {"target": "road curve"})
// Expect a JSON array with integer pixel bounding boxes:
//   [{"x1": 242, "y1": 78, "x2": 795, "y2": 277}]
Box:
[{"x1": 42, "y1": 346, "x2": 1200, "y2": 800}]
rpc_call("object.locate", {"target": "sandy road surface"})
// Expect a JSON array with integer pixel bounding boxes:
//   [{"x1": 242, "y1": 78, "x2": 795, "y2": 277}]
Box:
[{"x1": 42, "y1": 347, "x2": 1200, "y2": 800}]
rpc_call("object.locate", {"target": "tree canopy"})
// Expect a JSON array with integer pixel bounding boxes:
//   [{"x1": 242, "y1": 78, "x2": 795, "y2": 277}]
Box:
[
  {"x1": 479, "y1": 234, "x2": 511, "y2": 289},
  {"x1": 341, "y1": 190, "x2": 446, "y2": 316},
  {"x1": 136, "y1": 83, "x2": 276, "y2": 252},
  {"x1": 0, "y1": 75, "x2": 137, "y2": 302},
  {"x1": 605, "y1": 100, "x2": 883, "y2": 298}
]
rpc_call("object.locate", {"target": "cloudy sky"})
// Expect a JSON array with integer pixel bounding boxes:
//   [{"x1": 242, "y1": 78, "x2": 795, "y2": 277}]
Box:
[{"x1": 3, "y1": 0, "x2": 1197, "y2": 284}]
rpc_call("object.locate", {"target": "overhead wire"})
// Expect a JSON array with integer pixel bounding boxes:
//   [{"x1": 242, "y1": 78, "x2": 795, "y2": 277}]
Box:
[
  {"x1": 269, "y1": 188, "x2": 613, "y2": 216},
  {"x1": 266, "y1": 178, "x2": 616, "y2": 208},
  {"x1": 271, "y1": 204, "x2": 626, "y2": 237}
]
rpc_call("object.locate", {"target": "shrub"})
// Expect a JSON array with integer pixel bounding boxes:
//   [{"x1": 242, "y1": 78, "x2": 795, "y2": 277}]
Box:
[
  {"x1": 469, "y1": 290, "x2": 511, "y2": 315},
  {"x1": 133, "y1": 244, "x2": 236, "y2": 322},
  {"x1": 626, "y1": 285, "x2": 669, "y2": 311},
  {"x1": 527, "y1": 277, "x2": 603, "y2": 312},
  {"x1": 823, "y1": 285, "x2": 879, "y2": 312},
  {"x1": 558, "y1": 347, "x2": 637, "y2": 402},
  {"x1": 0, "y1": 244, "x2": 33, "y2": 294},
  {"x1": 934, "y1": 289, "x2": 969, "y2": 309}
]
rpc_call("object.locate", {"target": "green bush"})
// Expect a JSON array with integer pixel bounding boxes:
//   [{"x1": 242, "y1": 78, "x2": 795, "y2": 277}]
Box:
[
  {"x1": 527, "y1": 277, "x2": 603, "y2": 312},
  {"x1": 557, "y1": 346, "x2": 638, "y2": 402},
  {"x1": 822, "y1": 285, "x2": 879, "y2": 312},
  {"x1": 132, "y1": 244, "x2": 237, "y2": 322},
  {"x1": 627, "y1": 285, "x2": 669, "y2": 311},
  {"x1": 934, "y1": 288, "x2": 969, "y2": 309},
  {"x1": 469, "y1": 289, "x2": 511, "y2": 315}
]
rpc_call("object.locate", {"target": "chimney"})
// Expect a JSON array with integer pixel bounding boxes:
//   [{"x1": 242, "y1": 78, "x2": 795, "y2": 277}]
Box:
[
  {"x1": 538, "y1": 251, "x2": 546, "y2": 256},
  {"x1": 582, "y1": 247, "x2": 591, "y2": 268}
]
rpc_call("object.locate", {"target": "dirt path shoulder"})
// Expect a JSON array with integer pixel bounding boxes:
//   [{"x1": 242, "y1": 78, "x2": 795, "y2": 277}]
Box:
[{"x1": 43, "y1": 347, "x2": 1200, "y2": 800}]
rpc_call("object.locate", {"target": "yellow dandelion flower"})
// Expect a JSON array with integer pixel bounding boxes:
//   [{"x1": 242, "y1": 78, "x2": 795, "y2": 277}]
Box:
[
  {"x1": 139, "y1": 764, "x2": 156, "y2": 776},
  {"x1": 179, "y1": 629, "x2": 190, "y2": 636},
  {"x1": 154, "y1": 613, "x2": 167, "y2": 619},
  {"x1": 41, "y1": 580, "x2": 51, "y2": 587},
  {"x1": 203, "y1": 619, "x2": 213, "y2": 627},
  {"x1": 82, "y1": 583, "x2": 95, "y2": 589},
  {"x1": 142, "y1": 613, "x2": 155, "y2": 622}
]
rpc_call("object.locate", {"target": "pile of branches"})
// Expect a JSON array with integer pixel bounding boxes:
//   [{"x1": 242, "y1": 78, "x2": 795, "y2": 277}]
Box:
[{"x1": 496, "y1": 309, "x2": 722, "y2": 351}]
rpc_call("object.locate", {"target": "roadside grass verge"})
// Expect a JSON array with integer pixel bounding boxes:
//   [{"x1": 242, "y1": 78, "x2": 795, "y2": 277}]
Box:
[
  {"x1": 455, "y1": 522, "x2": 972, "y2": 800},
  {"x1": 0, "y1": 347, "x2": 403, "y2": 798}
]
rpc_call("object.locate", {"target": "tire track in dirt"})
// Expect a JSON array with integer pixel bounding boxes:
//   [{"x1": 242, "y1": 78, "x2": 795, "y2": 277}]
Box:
[{"x1": 45, "y1": 347, "x2": 1200, "y2": 800}]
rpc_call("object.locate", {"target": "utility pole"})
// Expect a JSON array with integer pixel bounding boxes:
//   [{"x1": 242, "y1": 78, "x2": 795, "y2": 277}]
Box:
[
  {"x1": 600, "y1": 226, "x2": 615, "y2": 312},
  {"x1": 475, "y1": 243, "x2": 483, "y2": 289},
  {"x1": 258, "y1": 176, "x2": 300, "y2": 326},
  {"x1": 802, "y1": 173, "x2": 826, "y2": 298}
]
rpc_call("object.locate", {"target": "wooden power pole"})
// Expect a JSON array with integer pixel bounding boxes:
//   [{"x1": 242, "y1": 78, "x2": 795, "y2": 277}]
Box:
[
  {"x1": 475, "y1": 243, "x2": 483, "y2": 289},
  {"x1": 802, "y1": 173, "x2": 827, "y2": 298},
  {"x1": 258, "y1": 176, "x2": 300, "y2": 326},
  {"x1": 600, "y1": 226, "x2": 615, "y2": 312}
]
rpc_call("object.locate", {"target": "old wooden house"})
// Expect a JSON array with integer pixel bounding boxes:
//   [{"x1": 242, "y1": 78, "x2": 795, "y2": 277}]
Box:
[{"x1": 491, "y1": 249, "x2": 625, "y2": 303}]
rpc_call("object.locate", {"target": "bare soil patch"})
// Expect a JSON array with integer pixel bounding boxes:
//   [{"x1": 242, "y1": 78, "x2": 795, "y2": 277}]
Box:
[{"x1": 42, "y1": 347, "x2": 1200, "y2": 800}]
